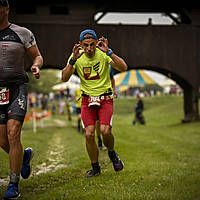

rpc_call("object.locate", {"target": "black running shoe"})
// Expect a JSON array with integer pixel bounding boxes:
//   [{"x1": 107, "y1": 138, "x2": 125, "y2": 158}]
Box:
[
  {"x1": 85, "y1": 168, "x2": 101, "y2": 178},
  {"x1": 109, "y1": 151, "x2": 124, "y2": 172}
]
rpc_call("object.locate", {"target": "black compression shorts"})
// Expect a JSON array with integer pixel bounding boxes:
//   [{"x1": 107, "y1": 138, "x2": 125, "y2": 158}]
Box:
[{"x1": 0, "y1": 83, "x2": 28, "y2": 124}]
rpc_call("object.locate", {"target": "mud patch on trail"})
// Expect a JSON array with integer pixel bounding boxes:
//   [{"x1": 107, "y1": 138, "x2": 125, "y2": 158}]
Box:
[
  {"x1": 33, "y1": 133, "x2": 67, "y2": 176},
  {"x1": 0, "y1": 177, "x2": 9, "y2": 186}
]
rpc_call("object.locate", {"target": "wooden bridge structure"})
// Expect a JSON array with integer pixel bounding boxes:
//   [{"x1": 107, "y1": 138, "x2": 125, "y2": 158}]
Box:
[{"x1": 9, "y1": 1, "x2": 200, "y2": 122}]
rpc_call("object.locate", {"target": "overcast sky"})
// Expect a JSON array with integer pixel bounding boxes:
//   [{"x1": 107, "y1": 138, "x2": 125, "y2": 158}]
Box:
[{"x1": 95, "y1": 12, "x2": 175, "y2": 25}]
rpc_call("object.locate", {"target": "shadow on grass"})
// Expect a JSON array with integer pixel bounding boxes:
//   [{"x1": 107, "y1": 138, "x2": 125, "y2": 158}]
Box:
[{"x1": 167, "y1": 120, "x2": 200, "y2": 128}]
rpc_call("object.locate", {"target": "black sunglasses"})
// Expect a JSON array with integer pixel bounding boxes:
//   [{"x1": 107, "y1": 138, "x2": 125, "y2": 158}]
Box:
[{"x1": 0, "y1": 0, "x2": 8, "y2": 7}]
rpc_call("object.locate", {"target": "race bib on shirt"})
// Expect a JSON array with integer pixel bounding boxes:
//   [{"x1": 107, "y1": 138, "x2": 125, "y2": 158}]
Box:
[
  {"x1": 0, "y1": 87, "x2": 9, "y2": 105},
  {"x1": 88, "y1": 96, "x2": 101, "y2": 107},
  {"x1": 88, "y1": 95, "x2": 113, "y2": 107}
]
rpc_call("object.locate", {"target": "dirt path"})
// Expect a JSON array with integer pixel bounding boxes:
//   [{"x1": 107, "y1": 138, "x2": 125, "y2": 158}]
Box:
[
  {"x1": 34, "y1": 119, "x2": 67, "y2": 175},
  {"x1": 34, "y1": 134, "x2": 66, "y2": 175},
  {"x1": 0, "y1": 119, "x2": 67, "y2": 186}
]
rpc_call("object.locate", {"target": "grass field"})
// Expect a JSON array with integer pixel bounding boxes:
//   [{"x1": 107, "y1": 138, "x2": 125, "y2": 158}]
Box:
[{"x1": 0, "y1": 95, "x2": 200, "y2": 200}]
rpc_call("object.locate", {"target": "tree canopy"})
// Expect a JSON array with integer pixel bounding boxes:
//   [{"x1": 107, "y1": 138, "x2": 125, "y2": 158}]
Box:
[{"x1": 28, "y1": 69, "x2": 61, "y2": 94}]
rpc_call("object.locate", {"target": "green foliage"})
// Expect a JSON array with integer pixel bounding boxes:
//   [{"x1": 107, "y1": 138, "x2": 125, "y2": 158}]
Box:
[
  {"x1": 28, "y1": 69, "x2": 61, "y2": 94},
  {"x1": 0, "y1": 96, "x2": 200, "y2": 199}
]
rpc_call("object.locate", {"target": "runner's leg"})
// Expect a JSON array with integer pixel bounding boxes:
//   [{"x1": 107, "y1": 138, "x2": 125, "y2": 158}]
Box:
[
  {"x1": 7, "y1": 119, "x2": 23, "y2": 174},
  {"x1": 100, "y1": 124, "x2": 114, "y2": 151},
  {"x1": 95, "y1": 120, "x2": 103, "y2": 149},
  {"x1": 85, "y1": 125, "x2": 99, "y2": 163},
  {"x1": 98, "y1": 98, "x2": 124, "y2": 171},
  {"x1": 98, "y1": 99, "x2": 114, "y2": 151},
  {"x1": 0, "y1": 124, "x2": 9, "y2": 153},
  {"x1": 81, "y1": 98, "x2": 100, "y2": 177},
  {"x1": 81, "y1": 98, "x2": 99, "y2": 163},
  {"x1": 85, "y1": 124, "x2": 101, "y2": 177}
]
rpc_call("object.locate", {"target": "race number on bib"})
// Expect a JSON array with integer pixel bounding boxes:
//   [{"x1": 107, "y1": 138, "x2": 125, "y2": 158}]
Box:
[
  {"x1": 0, "y1": 87, "x2": 9, "y2": 105},
  {"x1": 88, "y1": 96, "x2": 101, "y2": 107}
]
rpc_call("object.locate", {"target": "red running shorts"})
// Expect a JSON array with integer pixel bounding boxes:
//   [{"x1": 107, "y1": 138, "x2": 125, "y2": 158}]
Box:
[{"x1": 81, "y1": 96, "x2": 113, "y2": 128}]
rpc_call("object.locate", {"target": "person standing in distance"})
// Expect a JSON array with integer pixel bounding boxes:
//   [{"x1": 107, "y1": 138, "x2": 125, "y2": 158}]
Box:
[
  {"x1": 0, "y1": 0, "x2": 43, "y2": 199},
  {"x1": 62, "y1": 29, "x2": 128, "y2": 177}
]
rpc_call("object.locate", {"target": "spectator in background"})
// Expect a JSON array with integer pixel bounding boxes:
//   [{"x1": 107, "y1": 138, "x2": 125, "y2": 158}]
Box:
[
  {"x1": 59, "y1": 99, "x2": 65, "y2": 115},
  {"x1": 66, "y1": 88, "x2": 72, "y2": 121},
  {"x1": 132, "y1": 95, "x2": 145, "y2": 125},
  {"x1": 51, "y1": 100, "x2": 57, "y2": 115},
  {"x1": 49, "y1": 92, "x2": 54, "y2": 102},
  {"x1": 41, "y1": 95, "x2": 48, "y2": 111}
]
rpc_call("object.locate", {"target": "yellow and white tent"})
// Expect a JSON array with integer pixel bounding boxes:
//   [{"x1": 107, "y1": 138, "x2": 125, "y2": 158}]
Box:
[{"x1": 115, "y1": 69, "x2": 156, "y2": 92}]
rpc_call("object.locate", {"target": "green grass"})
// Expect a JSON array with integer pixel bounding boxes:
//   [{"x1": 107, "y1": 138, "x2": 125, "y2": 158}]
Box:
[{"x1": 0, "y1": 95, "x2": 200, "y2": 200}]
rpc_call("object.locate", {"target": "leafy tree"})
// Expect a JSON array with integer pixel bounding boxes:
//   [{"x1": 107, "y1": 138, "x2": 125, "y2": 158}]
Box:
[{"x1": 28, "y1": 69, "x2": 61, "y2": 94}]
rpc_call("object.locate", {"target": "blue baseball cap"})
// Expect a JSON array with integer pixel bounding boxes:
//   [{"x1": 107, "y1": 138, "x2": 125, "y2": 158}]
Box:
[{"x1": 80, "y1": 29, "x2": 97, "y2": 42}]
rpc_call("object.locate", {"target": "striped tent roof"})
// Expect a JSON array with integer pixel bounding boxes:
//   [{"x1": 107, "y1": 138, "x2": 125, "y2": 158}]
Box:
[{"x1": 115, "y1": 69, "x2": 156, "y2": 92}]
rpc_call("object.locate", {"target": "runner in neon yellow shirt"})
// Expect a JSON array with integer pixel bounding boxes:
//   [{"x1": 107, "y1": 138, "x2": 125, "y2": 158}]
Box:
[
  {"x1": 62, "y1": 29, "x2": 128, "y2": 178},
  {"x1": 68, "y1": 48, "x2": 112, "y2": 96}
]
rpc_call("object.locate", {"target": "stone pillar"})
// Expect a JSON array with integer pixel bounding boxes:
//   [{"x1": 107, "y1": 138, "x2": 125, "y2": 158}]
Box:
[{"x1": 183, "y1": 86, "x2": 199, "y2": 122}]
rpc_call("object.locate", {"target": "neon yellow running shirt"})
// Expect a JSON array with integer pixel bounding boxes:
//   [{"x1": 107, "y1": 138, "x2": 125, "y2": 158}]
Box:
[{"x1": 67, "y1": 48, "x2": 112, "y2": 96}]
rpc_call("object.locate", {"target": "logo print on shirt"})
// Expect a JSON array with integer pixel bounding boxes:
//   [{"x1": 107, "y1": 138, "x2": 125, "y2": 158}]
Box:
[
  {"x1": 83, "y1": 62, "x2": 100, "y2": 80},
  {"x1": 2, "y1": 35, "x2": 10, "y2": 40},
  {"x1": 93, "y1": 62, "x2": 100, "y2": 72},
  {"x1": 0, "y1": 27, "x2": 23, "y2": 44},
  {"x1": 1, "y1": 35, "x2": 20, "y2": 42}
]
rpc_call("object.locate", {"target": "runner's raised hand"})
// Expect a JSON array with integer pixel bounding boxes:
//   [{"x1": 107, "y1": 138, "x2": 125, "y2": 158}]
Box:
[
  {"x1": 72, "y1": 44, "x2": 84, "y2": 60},
  {"x1": 97, "y1": 37, "x2": 109, "y2": 53}
]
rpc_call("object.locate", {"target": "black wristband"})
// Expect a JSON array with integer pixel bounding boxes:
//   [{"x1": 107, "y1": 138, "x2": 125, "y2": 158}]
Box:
[{"x1": 69, "y1": 58, "x2": 76, "y2": 66}]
